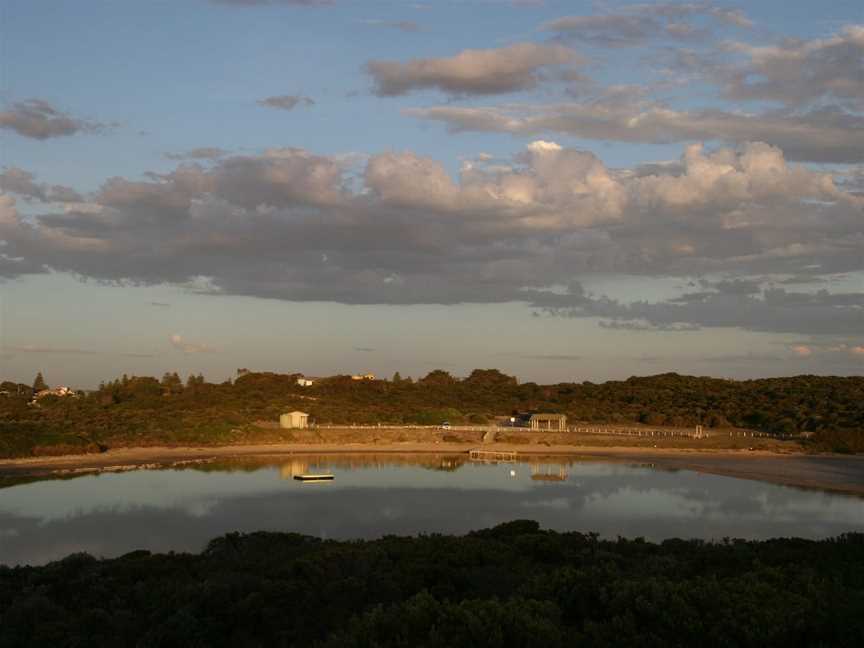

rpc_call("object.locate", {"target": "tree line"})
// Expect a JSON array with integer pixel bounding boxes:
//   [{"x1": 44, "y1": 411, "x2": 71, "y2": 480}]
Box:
[{"x1": 1, "y1": 369, "x2": 862, "y2": 457}]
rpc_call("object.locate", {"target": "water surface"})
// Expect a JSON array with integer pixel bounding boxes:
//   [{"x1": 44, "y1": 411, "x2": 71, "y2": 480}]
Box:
[{"x1": 1, "y1": 454, "x2": 863, "y2": 566}]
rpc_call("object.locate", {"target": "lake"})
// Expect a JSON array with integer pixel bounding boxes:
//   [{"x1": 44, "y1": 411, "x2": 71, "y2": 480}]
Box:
[{"x1": 2, "y1": 453, "x2": 864, "y2": 566}]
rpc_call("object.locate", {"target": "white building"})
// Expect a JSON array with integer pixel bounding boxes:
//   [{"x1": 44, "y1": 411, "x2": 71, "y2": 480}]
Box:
[
  {"x1": 280, "y1": 411, "x2": 309, "y2": 429},
  {"x1": 34, "y1": 386, "x2": 76, "y2": 400}
]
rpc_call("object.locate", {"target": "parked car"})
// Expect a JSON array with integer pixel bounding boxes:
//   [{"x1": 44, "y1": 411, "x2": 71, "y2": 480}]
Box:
[{"x1": 441, "y1": 421, "x2": 451, "y2": 430}]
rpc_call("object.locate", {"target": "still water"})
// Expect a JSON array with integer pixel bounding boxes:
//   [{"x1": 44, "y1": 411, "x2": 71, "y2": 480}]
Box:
[{"x1": 2, "y1": 454, "x2": 864, "y2": 566}]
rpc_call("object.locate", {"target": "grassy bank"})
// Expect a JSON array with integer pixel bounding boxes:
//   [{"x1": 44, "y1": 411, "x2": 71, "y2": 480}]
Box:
[{"x1": 0, "y1": 423, "x2": 805, "y2": 462}]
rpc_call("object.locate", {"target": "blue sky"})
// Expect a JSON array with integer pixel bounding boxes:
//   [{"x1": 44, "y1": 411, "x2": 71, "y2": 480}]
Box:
[{"x1": 1, "y1": 0, "x2": 862, "y2": 387}]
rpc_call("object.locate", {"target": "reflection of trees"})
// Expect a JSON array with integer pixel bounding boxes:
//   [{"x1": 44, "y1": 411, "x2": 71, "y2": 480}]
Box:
[
  {"x1": 231, "y1": 453, "x2": 473, "y2": 475},
  {"x1": 232, "y1": 453, "x2": 598, "y2": 475}
]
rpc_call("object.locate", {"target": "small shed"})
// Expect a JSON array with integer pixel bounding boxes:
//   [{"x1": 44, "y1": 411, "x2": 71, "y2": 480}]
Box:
[
  {"x1": 528, "y1": 413, "x2": 567, "y2": 431},
  {"x1": 280, "y1": 411, "x2": 309, "y2": 429}
]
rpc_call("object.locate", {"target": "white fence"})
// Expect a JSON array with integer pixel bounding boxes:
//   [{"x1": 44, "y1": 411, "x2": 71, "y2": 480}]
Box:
[
  {"x1": 313, "y1": 423, "x2": 784, "y2": 439},
  {"x1": 569, "y1": 426, "x2": 707, "y2": 439},
  {"x1": 315, "y1": 424, "x2": 497, "y2": 432},
  {"x1": 572, "y1": 426, "x2": 790, "y2": 439}
]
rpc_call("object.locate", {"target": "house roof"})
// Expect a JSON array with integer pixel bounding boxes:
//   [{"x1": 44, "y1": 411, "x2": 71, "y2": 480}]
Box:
[{"x1": 286, "y1": 411, "x2": 309, "y2": 416}]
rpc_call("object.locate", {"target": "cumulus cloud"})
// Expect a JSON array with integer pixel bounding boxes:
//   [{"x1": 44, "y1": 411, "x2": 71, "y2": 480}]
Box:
[
  {"x1": 544, "y1": 14, "x2": 667, "y2": 47},
  {"x1": 630, "y1": 142, "x2": 847, "y2": 208},
  {"x1": 0, "y1": 167, "x2": 83, "y2": 204},
  {"x1": 406, "y1": 101, "x2": 864, "y2": 163},
  {"x1": 170, "y1": 334, "x2": 216, "y2": 354},
  {"x1": 777, "y1": 342, "x2": 864, "y2": 366},
  {"x1": 703, "y1": 24, "x2": 864, "y2": 110},
  {"x1": 0, "y1": 99, "x2": 106, "y2": 140},
  {"x1": 542, "y1": 2, "x2": 752, "y2": 47},
  {"x1": 257, "y1": 95, "x2": 315, "y2": 111},
  {"x1": 541, "y1": 285, "x2": 864, "y2": 337},
  {"x1": 399, "y1": 22, "x2": 862, "y2": 164},
  {"x1": 364, "y1": 151, "x2": 459, "y2": 209},
  {"x1": 366, "y1": 43, "x2": 579, "y2": 96},
  {"x1": 0, "y1": 140, "x2": 861, "y2": 338}
]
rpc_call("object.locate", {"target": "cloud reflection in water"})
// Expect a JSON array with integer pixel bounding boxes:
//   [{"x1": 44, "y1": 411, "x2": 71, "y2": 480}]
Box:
[{"x1": 1, "y1": 456, "x2": 863, "y2": 566}]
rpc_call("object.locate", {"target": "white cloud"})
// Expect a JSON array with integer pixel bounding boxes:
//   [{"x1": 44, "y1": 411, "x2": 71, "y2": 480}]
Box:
[
  {"x1": 542, "y1": 2, "x2": 752, "y2": 47},
  {"x1": 406, "y1": 102, "x2": 864, "y2": 163},
  {"x1": 170, "y1": 334, "x2": 216, "y2": 354},
  {"x1": 1, "y1": 140, "x2": 861, "y2": 337},
  {"x1": 0, "y1": 99, "x2": 107, "y2": 140},
  {"x1": 0, "y1": 167, "x2": 83, "y2": 203},
  {"x1": 366, "y1": 43, "x2": 579, "y2": 96},
  {"x1": 717, "y1": 25, "x2": 864, "y2": 110}
]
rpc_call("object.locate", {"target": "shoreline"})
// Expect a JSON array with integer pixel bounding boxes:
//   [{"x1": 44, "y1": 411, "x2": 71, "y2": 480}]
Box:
[{"x1": 2, "y1": 441, "x2": 864, "y2": 496}]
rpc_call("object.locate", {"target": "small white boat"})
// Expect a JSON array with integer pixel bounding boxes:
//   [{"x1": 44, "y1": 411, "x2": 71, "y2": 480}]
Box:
[{"x1": 293, "y1": 474, "x2": 335, "y2": 482}]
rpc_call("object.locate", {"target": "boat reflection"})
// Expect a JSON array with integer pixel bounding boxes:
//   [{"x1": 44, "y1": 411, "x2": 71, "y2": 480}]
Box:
[
  {"x1": 3, "y1": 454, "x2": 864, "y2": 566},
  {"x1": 264, "y1": 453, "x2": 597, "y2": 482}
]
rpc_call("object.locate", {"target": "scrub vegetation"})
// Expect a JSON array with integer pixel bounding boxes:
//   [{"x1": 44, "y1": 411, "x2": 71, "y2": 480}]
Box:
[
  {"x1": 1, "y1": 521, "x2": 863, "y2": 647},
  {"x1": 1, "y1": 369, "x2": 862, "y2": 458}
]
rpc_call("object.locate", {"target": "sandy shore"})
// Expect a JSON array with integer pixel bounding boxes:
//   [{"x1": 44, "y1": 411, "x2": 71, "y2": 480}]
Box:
[{"x1": 2, "y1": 441, "x2": 863, "y2": 496}]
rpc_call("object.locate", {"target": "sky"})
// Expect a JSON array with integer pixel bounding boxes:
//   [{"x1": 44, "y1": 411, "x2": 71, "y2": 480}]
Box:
[{"x1": 0, "y1": 0, "x2": 862, "y2": 388}]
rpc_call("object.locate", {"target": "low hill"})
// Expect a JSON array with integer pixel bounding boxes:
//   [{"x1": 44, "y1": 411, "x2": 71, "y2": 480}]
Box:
[{"x1": 0, "y1": 370, "x2": 862, "y2": 457}]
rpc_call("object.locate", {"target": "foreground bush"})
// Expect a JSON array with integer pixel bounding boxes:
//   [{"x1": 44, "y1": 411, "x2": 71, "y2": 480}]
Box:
[{"x1": 1, "y1": 521, "x2": 864, "y2": 646}]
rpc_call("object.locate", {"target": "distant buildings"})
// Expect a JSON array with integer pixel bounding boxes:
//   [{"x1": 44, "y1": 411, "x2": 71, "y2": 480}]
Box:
[
  {"x1": 34, "y1": 386, "x2": 76, "y2": 400},
  {"x1": 280, "y1": 411, "x2": 309, "y2": 429},
  {"x1": 296, "y1": 377, "x2": 315, "y2": 387},
  {"x1": 0, "y1": 383, "x2": 34, "y2": 398},
  {"x1": 505, "y1": 412, "x2": 567, "y2": 431},
  {"x1": 527, "y1": 413, "x2": 568, "y2": 431},
  {"x1": 351, "y1": 373, "x2": 375, "y2": 381},
  {"x1": 528, "y1": 413, "x2": 567, "y2": 431}
]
